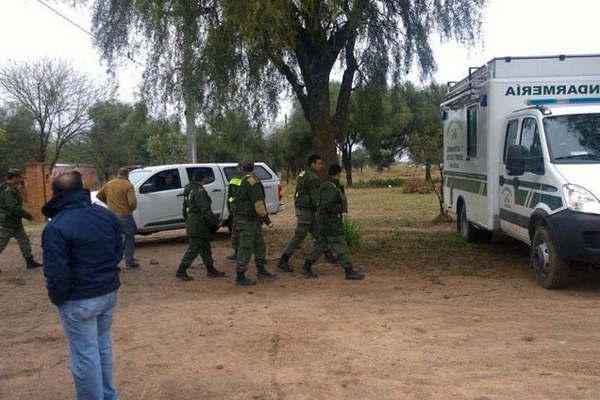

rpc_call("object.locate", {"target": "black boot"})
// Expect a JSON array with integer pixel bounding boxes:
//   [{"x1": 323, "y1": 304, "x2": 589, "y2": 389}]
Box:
[
  {"x1": 345, "y1": 266, "x2": 365, "y2": 280},
  {"x1": 277, "y1": 254, "x2": 293, "y2": 272},
  {"x1": 175, "y1": 265, "x2": 193, "y2": 281},
  {"x1": 236, "y1": 271, "x2": 256, "y2": 286},
  {"x1": 206, "y1": 262, "x2": 227, "y2": 278},
  {"x1": 257, "y1": 263, "x2": 277, "y2": 280},
  {"x1": 324, "y1": 250, "x2": 337, "y2": 264},
  {"x1": 25, "y1": 257, "x2": 42, "y2": 270},
  {"x1": 302, "y1": 261, "x2": 317, "y2": 278},
  {"x1": 226, "y1": 249, "x2": 238, "y2": 261}
]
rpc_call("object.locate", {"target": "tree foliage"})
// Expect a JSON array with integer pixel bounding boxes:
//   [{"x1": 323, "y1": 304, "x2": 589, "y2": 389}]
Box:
[
  {"x1": 0, "y1": 104, "x2": 38, "y2": 175},
  {"x1": 82, "y1": 0, "x2": 486, "y2": 167},
  {"x1": 0, "y1": 59, "x2": 106, "y2": 170}
]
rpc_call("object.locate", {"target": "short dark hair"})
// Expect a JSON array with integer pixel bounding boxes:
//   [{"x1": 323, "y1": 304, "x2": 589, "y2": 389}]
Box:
[
  {"x1": 117, "y1": 167, "x2": 129, "y2": 178},
  {"x1": 52, "y1": 171, "x2": 83, "y2": 194},
  {"x1": 307, "y1": 154, "x2": 322, "y2": 166},
  {"x1": 241, "y1": 160, "x2": 254, "y2": 172},
  {"x1": 192, "y1": 169, "x2": 205, "y2": 182},
  {"x1": 328, "y1": 164, "x2": 343, "y2": 176}
]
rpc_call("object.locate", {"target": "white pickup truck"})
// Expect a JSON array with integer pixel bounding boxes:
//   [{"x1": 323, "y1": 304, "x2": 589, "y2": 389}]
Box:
[{"x1": 92, "y1": 163, "x2": 283, "y2": 234}]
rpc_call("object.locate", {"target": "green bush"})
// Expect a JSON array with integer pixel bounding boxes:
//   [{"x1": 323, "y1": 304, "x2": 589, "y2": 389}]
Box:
[
  {"x1": 353, "y1": 177, "x2": 405, "y2": 188},
  {"x1": 343, "y1": 218, "x2": 362, "y2": 249}
]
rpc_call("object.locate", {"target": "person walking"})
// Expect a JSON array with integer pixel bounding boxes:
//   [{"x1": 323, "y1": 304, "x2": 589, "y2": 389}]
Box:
[
  {"x1": 42, "y1": 171, "x2": 123, "y2": 400},
  {"x1": 175, "y1": 169, "x2": 226, "y2": 281},
  {"x1": 97, "y1": 167, "x2": 139, "y2": 269},
  {"x1": 277, "y1": 154, "x2": 336, "y2": 272},
  {"x1": 234, "y1": 160, "x2": 276, "y2": 286},
  {"x1": 226, "y1": 163, "x2": 243, "y2": 260},
  {"x1": 302, "y1": 164, "x2": 365, "y2": 280},
  {"x1": 0, "y1": 168, "x2": 42, "y2": 272}
]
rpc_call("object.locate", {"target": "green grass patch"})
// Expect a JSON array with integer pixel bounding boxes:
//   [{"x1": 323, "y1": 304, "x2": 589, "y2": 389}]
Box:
[{"x1": 343, "y1": 218, "x2": 362, "y2": 249}]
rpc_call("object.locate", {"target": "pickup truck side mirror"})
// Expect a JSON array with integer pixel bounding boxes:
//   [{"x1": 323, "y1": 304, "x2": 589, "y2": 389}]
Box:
[{"x1": 506, "y1": 145, "x2": 528, "y2": 176}]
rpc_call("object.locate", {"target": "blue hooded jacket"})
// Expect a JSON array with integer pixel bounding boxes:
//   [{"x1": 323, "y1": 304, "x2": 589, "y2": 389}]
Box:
[{"x1": 42, "y1": 189, "x2": 122, "y2": 306}]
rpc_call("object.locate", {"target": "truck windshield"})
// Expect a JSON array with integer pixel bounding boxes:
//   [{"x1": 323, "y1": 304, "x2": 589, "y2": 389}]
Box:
[
  {"x1": 543, "y1": 113, "x2": 600, "y2": 163},
  {"x1": 128, "y1": 170, "x2": 152, "y2": 185}
]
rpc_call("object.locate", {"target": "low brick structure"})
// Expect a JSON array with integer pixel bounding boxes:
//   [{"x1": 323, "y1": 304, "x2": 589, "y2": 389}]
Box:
[
  {"x1": 24, "y1": 163, "x2": 101, "y2": 222},
  {"x1": 24, "y1": 162, "x2": 52, "y2": 223}
]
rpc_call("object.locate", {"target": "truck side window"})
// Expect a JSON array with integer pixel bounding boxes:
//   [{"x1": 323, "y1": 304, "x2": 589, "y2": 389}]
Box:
[
  {"x1": 503, "y1": 119, "x2": 519, "y2": 163},
  {"x1": 520, "y1": 118, "x2": 544, "y2": 173},
  {"x1": 140, "y1": 169, "x2": 182, "y2": 193},
  {"x1": 186, "y1": 167, "x2": 215, "y2": 184},
  {"x1": 467, "y1": 106, "x2": 477, "y2": 158}
]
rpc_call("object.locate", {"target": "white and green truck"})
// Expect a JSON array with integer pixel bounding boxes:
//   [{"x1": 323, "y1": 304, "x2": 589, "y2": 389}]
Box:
[{"x1": 442, "y1": 54, "x2": 600, "y2": 288}]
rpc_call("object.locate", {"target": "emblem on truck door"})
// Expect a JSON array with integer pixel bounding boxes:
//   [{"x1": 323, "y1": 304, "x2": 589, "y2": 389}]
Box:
[{"x1": 502, "y1": 188, "x2": 513, "y2": 209}]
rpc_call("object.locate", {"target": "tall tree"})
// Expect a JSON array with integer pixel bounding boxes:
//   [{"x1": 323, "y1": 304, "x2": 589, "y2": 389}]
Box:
[
  {"x1": 84, "y1": 0, "x2": 486, "y2": 168},
  {"x1": 0, "y1": 59, "x2": 105, "y2": 170},
  {"x1": 0, "y1": 104, "x2": 38, "y2": 174}
]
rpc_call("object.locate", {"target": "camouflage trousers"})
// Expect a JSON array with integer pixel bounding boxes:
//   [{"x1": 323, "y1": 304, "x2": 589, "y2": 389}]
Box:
[
  {"x1": 236, "y1": 217, "x2": 266, "y2": 273},
  {"x1": 230, "y1": 214, "x2": 239, "y2": 250},
  {"x1": 281, "y1": 208, "x2": 319, "y2": 256},
  {"x1": 306, "y1": 233, "x2": 351, "y2": 270},
  {"x1": 0, "y1": 225, "x2": 32, "y2": 259},
  {"x1": 178, "y1": 236, "x2": 213, "y2": 271}
]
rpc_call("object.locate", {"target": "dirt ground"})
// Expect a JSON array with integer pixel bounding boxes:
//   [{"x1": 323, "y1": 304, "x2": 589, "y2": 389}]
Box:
[{"x1": 3, "y1": 189, "x2": 600, "y2": 400}]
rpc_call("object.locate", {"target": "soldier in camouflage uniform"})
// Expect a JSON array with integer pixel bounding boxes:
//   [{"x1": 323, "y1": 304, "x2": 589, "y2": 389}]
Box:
[
  {"x1": 277, "y1": 154, "x2": 336, "y2": 272},
  {"x1": 175, "y1": 170, "x2": 226, "y2": 281},
  {"x1": 302, "y1": 164, "x2": 364, "y2": 280},
  {"x1": 234, "y1": 160, "x2": 276, "y2": 286},
  {"x1": 0, "y1": 169, "x2": 42, "y2": 272},
  {"x1": 226, "y1": 163, "x2": 243, "y2": 261}
]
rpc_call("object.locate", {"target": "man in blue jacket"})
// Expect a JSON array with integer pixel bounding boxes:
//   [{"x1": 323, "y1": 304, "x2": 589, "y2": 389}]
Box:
[{"x1": 42, "y1": 171, "x2": 123, "y2": 400}]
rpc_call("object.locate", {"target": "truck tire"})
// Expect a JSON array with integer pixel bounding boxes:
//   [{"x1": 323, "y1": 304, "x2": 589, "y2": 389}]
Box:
[
  {"x1": 458, "y1": 204, "x2": 491, "y2": 243},
  {"x1": 531, "y1": 226, "x2": 570, "y2": 289}
]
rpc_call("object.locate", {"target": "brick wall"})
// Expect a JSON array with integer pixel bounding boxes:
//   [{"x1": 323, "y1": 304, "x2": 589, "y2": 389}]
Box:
[{"x1": 24, "y1": 162, "x2": 51, "y2": 222}]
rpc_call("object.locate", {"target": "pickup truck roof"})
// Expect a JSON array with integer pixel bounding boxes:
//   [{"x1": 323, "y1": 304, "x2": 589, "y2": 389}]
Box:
[{"x1": 131, "y1": 162, "x2": 270, "y2": 173}]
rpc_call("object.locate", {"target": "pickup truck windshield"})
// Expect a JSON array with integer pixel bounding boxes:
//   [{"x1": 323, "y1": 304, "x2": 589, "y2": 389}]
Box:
[
  {"x1": 128, "y1": 170, "x2": 152, "y2": 185},
  {"x1": 544, "y1": 113, "x2": 600, "y2": 163}
]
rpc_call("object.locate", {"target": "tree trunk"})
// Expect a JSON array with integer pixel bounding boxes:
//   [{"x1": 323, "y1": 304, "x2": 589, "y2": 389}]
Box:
[
  {"x1": 425, "y1": 161, "x2": 432, "y2": 182},
  {"x1": 340, "y1": 142, "x2": 354, "y2": 187}
]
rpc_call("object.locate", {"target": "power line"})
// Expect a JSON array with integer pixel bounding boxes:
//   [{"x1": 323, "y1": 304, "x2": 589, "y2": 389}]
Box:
[{"x1": 33, "y1": 0, "x2": 146, "y2": 68}]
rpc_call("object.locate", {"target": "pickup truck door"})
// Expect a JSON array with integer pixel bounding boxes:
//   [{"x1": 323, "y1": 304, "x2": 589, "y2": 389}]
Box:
[
  {"x1": 185, "y1": 167, "x2": 226, "y2": 219},
  {"x1": 254, "y1": 165, "x2": 280, "y2": 214},
  {"x1": 137, "y1": 168, "x2": 185, "y2": 229}
]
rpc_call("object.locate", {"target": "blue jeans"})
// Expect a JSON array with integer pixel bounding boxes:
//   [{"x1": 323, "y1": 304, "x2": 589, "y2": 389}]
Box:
[
  {"x1": 58, "y1": 290, "x2": 119, "y2": 400},
  {"x1": 117, "y1": 215, "x2": 136, "y2": 267}
]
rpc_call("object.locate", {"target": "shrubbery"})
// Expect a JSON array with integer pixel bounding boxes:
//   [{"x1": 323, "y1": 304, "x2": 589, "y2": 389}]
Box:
[
  {"x1": 343, "y1": 219, "x2": 362, "y2": 249},
  {"x1": 353, "y1": 177, "x2": 405, "y2": 188}
]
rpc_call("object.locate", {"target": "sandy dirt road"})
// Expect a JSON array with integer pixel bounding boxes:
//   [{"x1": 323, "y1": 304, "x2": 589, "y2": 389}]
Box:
[{"x1": 2, "y1": 191, "x2": 600, "y2": 400}]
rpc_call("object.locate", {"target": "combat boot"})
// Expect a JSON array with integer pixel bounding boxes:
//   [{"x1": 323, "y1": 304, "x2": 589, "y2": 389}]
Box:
[
  {"x1": 302, "y1": 260, "x2": 317, "y2": 278},
  {"x1": 25, "y1": 257, "x2": 42, "y2": 270},
  {"x1": 226, "y1": 249, "x2": 238, "y2": 261},
  {"x1": 236, "y1": 271, "x2": 256, "y2": 286},
  {"x1": 206, "y1": 262, "x2": 227, "y2": 278},
  {"x1": 277, "y1": 254, "x2": 293, "y2": 272},
  {"x1": 257, "y1": 263, "x2": 277, "y2": 280},
  {"x1": 344, "y1": 266, "x2": 365, "y2": 280},
  {"x1": 175, "y1": 265, "x2": 193, "y2": 281},
  {"x1": 324, "y1": 250, "x2": 337, "y2": 264}
]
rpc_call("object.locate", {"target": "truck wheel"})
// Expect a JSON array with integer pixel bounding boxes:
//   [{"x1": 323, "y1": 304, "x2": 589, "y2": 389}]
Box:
[
  {"x1": 458, "y1": 204, "x2": 491, "y2": 242},
  {"x1": 531, "y1": 226, "x2": 570, "y2": 289}
]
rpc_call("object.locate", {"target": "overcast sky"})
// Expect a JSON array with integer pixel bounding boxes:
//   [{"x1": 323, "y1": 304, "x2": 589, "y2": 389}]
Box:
[{"x1": 2, "y1": 0, "x2": 600, "y2": 122}]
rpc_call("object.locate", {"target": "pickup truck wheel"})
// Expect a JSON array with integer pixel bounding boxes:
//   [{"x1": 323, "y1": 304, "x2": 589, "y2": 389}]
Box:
[
  {"x1": 531, "y1": 226, "x2": 570, "y2": 289},
  {"x1": 458, "y1": 204, "x2": 490, "y2": 242}
]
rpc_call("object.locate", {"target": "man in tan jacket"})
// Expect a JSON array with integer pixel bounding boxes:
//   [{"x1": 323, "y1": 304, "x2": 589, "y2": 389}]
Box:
[{"x1": 97, "y1": 168, "x2": 139, "y2": 269}]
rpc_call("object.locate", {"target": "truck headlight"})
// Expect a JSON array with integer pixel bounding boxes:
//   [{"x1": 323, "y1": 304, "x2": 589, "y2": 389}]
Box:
[{"x1": 562, "y1": 184, "x2": 600, "y2": 214}]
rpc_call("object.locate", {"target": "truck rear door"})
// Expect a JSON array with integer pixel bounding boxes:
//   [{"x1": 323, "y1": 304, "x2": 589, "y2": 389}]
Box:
[
  {"x1": 254, "y1": 164, "x2": 281, "y2": 214},
  {"x1": 185, "y1": 166, "x2": 227, "y2": 219}
]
